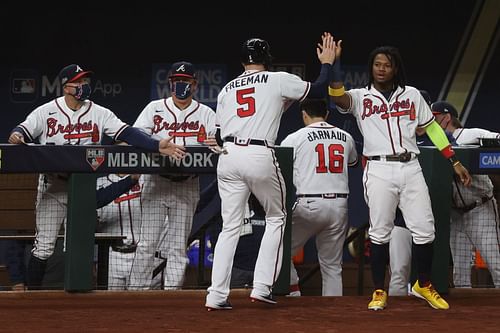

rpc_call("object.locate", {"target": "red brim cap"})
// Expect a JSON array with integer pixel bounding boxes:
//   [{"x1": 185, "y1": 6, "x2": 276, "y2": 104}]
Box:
[
  {"x1": 68, "y1": 71, "x2": 93, "y2": 83},
  {"x1": 169, "y1": 73, "x2": 195, "y2": 79}
]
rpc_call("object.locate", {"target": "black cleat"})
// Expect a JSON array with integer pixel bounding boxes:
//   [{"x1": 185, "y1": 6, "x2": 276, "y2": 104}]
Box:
[{"x1": 250, "y1": 293, "x2": 277, "y2": 305}]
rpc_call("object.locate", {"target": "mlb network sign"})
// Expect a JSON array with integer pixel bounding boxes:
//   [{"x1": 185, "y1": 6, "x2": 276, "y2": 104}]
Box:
[
  {"x1": 479, "y1": 153, "x2": 500, "y2": 169},
  {"x1": 151, "y1": 64, "x2": 227, "y2": 109}
]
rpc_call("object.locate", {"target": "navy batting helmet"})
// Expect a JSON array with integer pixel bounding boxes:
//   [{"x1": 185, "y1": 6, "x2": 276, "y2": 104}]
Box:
[{"x1": 241, "y1": 38, "x2": 272, "y2": 66}]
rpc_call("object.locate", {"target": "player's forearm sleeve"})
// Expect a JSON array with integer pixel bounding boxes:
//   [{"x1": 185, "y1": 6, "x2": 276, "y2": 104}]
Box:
[
  {"x1": 424, "y1": 120, "x2": 455, "y2": 158},
  {"x1": 117, "y1": 126, "x2": 160, "y2": 152},
  {"x1": 307, "y1": 63, "x2": 332, "y2": 98},
  {"x1": 96, "y1": 176, "x2": 137, "y2": 209}
]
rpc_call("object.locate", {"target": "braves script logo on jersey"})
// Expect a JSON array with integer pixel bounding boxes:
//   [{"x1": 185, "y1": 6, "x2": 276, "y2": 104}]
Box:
[
  {"x1": 362, "y1": 98, "x2": 415, "y2": 121},
  {"x1": 152, "y1": 115, "x2": 206, "y2": 141},
  {"x1": 47, "y1": 118, "x2": 100, "y2": 142},
  {"x1": 86, "y1": 148, "x2": 105, "y2": 171}
]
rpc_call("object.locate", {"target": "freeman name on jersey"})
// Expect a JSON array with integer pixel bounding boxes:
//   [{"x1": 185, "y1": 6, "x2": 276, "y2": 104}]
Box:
[
  {"x1": 225, "y1": 73, "x2": 269, "y2": 92},
  {"x1": 307, "y1": 130, "x2": 347, "y2": 143}
]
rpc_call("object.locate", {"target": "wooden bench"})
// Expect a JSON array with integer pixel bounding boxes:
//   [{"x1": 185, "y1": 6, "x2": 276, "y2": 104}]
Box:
[{"x1": 0, "y1": 174, "x2": 124, "y2": 290}]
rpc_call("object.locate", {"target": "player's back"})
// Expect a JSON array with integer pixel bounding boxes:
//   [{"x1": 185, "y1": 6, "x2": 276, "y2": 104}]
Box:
[
  {"x1": 217, "y1": 70, "x2": 309, "y2": 144},
  {"x1": 281, "y1": 122, "x2": 357, "y2": 195}
]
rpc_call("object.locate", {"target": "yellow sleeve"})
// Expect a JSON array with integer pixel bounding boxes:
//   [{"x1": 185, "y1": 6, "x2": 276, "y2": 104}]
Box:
[{"x1": 423, "y1": 120, "x2": 455, "y2": 158}]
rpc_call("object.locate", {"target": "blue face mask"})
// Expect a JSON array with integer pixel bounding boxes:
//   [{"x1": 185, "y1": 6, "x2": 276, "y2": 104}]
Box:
[
  {"x1": 171, "y1": 81, "x2": 193, "y2": 100},
  {"x1": 72, "y1": 83, "x2": 92, "y2": 101}
]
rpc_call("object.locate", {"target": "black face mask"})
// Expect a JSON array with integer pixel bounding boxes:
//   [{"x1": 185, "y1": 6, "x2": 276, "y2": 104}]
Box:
[{"x1": 72, "y1": 83, "x2": 92, "y2": 100}]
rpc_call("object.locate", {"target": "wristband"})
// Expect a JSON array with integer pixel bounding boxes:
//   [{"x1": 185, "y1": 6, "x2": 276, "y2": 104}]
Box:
[
  {"x1": 449, "y1": 155, "x2": 461, "y2": 167},
  {"x1": 440, "y1": 145, "x2": 455, "y2": 159},
  {"x1": 328, "y1": 86, "x2": 345, "y2": 97}
]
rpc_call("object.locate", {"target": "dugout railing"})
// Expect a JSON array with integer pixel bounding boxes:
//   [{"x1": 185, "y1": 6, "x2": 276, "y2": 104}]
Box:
[{"x1": 0, "y1": 144, "x2": 294, "y2": 293}]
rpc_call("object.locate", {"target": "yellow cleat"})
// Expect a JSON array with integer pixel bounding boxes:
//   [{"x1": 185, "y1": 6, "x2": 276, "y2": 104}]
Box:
[
  {"x1": 368, "y1": 289, "x2": 387, "y2": 311},
  {"x1": 411, "y1": 280, "x2": 449, "y2": 310}
]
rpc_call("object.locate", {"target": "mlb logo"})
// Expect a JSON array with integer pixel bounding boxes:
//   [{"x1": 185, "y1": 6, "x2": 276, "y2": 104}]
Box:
[
  {"x1": 10, "y1": 70, "x2": 39, "y2": 103},
  {"x1": 12, "y1": 79, "x2": 35, "y2": 94},
  {"x1": 86, "y1": 148, "x2": 105, "y2": 171}
]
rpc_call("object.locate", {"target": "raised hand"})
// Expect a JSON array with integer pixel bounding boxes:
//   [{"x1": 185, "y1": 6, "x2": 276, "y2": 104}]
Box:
[
  {"x1": 317, "y1": 32, "x2": 336, "y2": 65},
  {"x1": 159, "y1": 136, "x2": 186, "y2": 160}
]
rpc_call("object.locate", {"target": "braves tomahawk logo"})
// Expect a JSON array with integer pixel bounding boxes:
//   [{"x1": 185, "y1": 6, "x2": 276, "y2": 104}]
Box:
[{"x1": 86, "y1": 148, "x2": 105, "y2": 171}]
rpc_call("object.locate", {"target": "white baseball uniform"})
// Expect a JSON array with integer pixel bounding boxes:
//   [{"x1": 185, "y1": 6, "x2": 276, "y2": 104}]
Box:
[
  {"x1": 339, "y1": 86, "x2": 436, "y2": 245},
  {"x1": 129, "y1": 97, "x2": 215, "y2": 289},
  {"x1": 449, "y1": 128, "x2": 500, "y2": 287},
  {"x1": 15, "y1": 96, "x2": 129, "y2": 261},
  {"x1": 206, "y1": 69, "x2": 310, "y2": 306},
  {"x1": 96, "y1": 174, "x2": 142, "y2": 290},
  {"x1": 281, "y1": 121, "x2": 358, "y2": 296}
]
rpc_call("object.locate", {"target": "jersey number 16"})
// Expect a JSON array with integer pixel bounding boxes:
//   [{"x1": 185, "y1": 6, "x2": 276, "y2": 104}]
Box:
[{"x1": 315, "y1": 143, "x2": 344, "y2": 173}]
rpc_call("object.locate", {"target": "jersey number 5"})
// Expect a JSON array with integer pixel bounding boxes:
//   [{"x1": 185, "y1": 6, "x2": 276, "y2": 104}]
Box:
[
  {"x1": 315, "y1": 143, "x2": 344, "y2": 173},
  {"x1": 236, "y1": 88, "x2": 255, "y2": 117}
]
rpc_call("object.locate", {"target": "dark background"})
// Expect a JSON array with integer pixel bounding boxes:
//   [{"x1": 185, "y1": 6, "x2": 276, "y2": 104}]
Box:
[{"x1": 1, "y1": 1, "x2": 497, "y2": 262}]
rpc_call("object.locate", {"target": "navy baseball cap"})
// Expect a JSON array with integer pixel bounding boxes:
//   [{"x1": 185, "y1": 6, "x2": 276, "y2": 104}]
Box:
[
  {"x1": 431, "y1": 100, "x2": 458, "y2": 118},
  {"x1": 169, "y1": 61, "x2": 196, "y2": 79},
  {"x1": 58, "y1": 64, "x2": 93, "y2": 85}
]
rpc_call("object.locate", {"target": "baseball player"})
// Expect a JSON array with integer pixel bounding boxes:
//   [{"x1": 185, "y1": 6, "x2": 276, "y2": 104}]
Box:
[
  {"x1": 128, "y1": 61, "x2": 216, "y2": 290},
  {"x1": 431, "y1": 101, "x2": 500, "y2": 288},
  {"x1": 204, "y1": 33, "x2": 336, "y2": 310},
  {"x1": 328, "y1": 39, "x2": 472, "y2": 310},
  {"x1": 388, "y1": 90, "x2": 441, "y2": 297},
  {"x1": 280, "y1": 98, "x2": 358, "y2": 296},
  {"x1": 96, "y1": 173, "x2": 142, "y2": 290},
  {"x1": 8, "y1": 64, "x2": 185, "y2": 290}
]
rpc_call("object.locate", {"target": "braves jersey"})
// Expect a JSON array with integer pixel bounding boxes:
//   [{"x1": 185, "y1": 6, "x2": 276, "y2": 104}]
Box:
[
  {"x1": 133, "y1": 97, "x2": 216, "y2": 145},
  {"x1": 216, "y1": 70, "x2": 310, "y2": 144},
  {"x1": 339, "y1": 86, "x2": 434, "y2": 156},
  {"x1": 96, "y1": 175, "x2": 142, "y2": 245},
  {"x1": 453, "y1": 127, "x2": 500, "y2": 146},
  {"x1": 17, "y1": 96, "x2": 128, "y2": 144},
  {"x1": 281, "y1": 122, "x2": 358, "y2": 194},
  {"x1": 451, "y1": 128, "x2": 500, "y2": 204}
]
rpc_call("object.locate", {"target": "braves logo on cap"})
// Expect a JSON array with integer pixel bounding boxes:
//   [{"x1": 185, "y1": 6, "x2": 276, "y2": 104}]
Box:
[{"x1": 169, "y1": 61, "x2": 196, "y2": 79}]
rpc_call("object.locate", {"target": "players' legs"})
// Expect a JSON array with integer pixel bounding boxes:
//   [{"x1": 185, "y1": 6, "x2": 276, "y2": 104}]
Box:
[
  {"x1": 315, "y1": 200, "x2": 348, "y2": 296},
  {"x1": 164, "y1": 178, "x2": 199, "y2": 289},
  {"x1": 449, "y1": 212, "x2": 473, "y2": 288},
  {"x1": 129, "y1": 175, "x2": 165, "y2": 290},
  {"x1": 247, "y1": 149, "x2": 286, "y2": 297},
  {"x1": 399, "y1": 162, "x2": 435, "y2": 286},
  {"x1": 29, "y1": 177, "x2": 67, "y2": 289},
  {"x1": 364, "y1": 162, "x2": 399, "y2": 290},
  {"x1": 108, "y1": 249, "x2": 126, "y2": 290},
  {"x1": 467, "y1": 200, "x2": 500, "y2": 287},
  {"x1": 288, "y1": 199, "x2": 324, "y2": 289},
  {"x1": 389, "y1": 225, "x2": 412, "y2": 296},
  {"x1": 206, "y1": 153, "x2": 251, "y2": 305}
]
